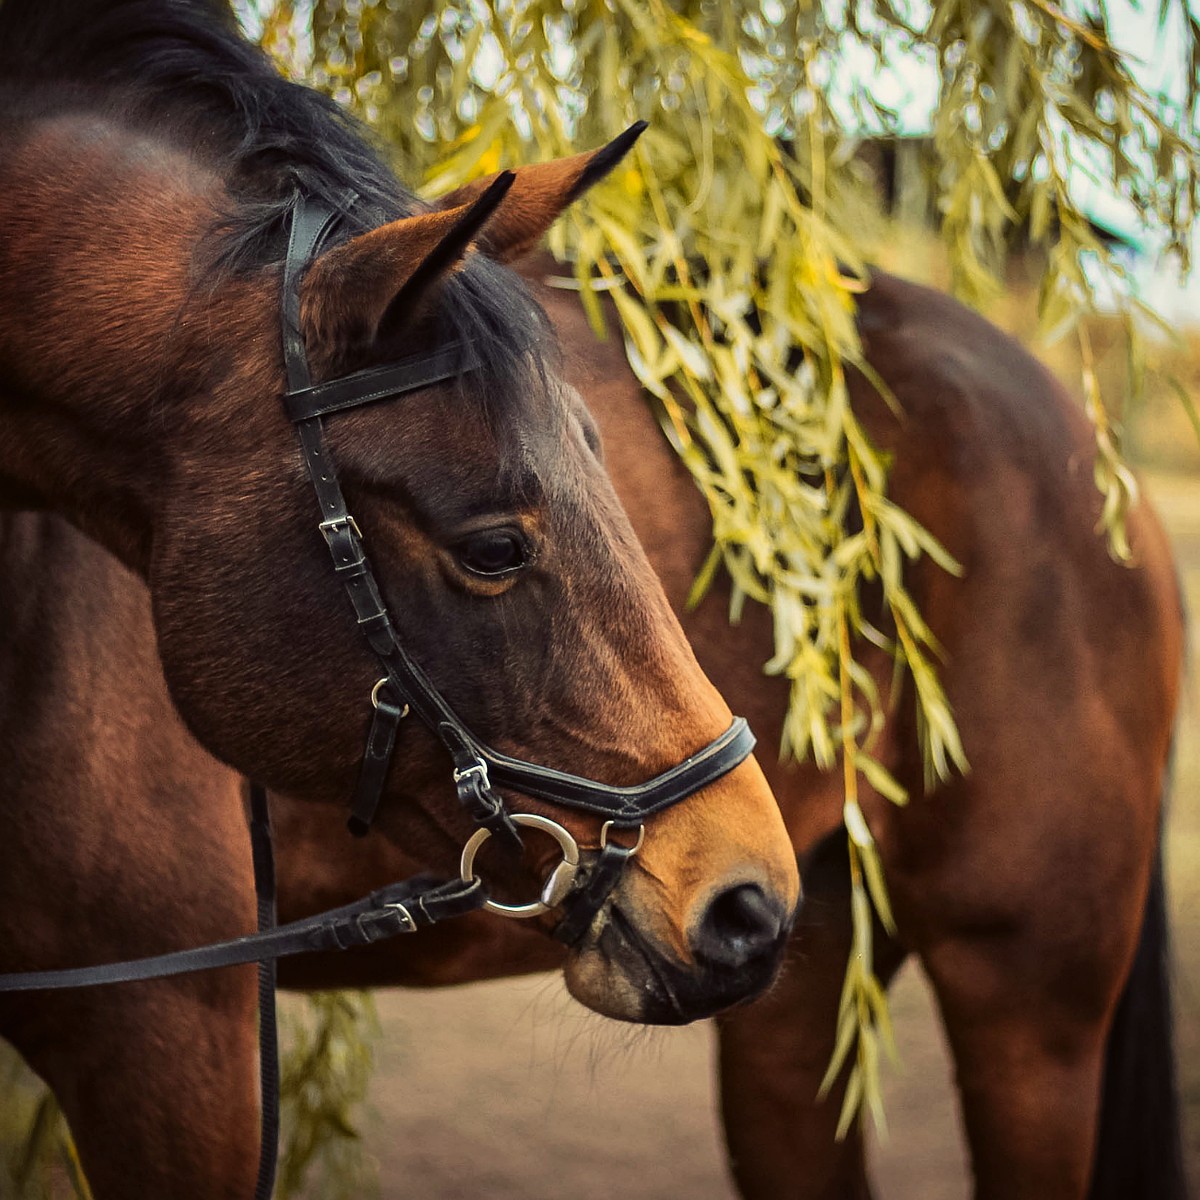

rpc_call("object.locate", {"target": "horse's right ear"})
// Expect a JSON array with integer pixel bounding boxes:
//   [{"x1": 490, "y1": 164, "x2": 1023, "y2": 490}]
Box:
[
  {"x1": 433, "y1": 123, "x2": 647, "y2": 263},
  {"x1": 300, "y1": 172, "x2": 515, "y2": 361}
]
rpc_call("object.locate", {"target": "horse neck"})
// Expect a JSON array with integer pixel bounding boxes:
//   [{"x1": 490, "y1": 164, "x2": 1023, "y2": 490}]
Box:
[{"x1": 0, "y1": 110, "x2": 236, "y2": 572}]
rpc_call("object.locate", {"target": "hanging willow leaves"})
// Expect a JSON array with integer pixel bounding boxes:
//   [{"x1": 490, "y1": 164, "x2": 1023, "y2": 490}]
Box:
[
  {"x1": 247, "y1": 0, "x2": 1200, "y2": 1134},
  {"x1": 0, "y1": 1041, "x2": 92, "y2": 1200},
  {"x1": 275, "y1": 991, "x2": 381, "y2": 1200}
]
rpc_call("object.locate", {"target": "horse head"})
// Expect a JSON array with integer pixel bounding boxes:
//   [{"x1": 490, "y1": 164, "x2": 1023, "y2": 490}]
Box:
[{"x1": 0, "y1": 50, "x2": 798, "y2": 1020}]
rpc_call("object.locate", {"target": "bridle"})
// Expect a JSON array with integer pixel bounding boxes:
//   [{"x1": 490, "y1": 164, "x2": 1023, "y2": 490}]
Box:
[
  {"x1": 0, "y1": 194, "x2": 758, "y2": 1196},
  {"x1": 279, "y1": 193, "x2": 756, "y2": 931}
]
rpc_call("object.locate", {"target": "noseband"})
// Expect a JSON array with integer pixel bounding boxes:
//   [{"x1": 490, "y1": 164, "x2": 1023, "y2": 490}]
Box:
[{"x1": 280, "y1": 195, "x2": 756, "y2": 933}]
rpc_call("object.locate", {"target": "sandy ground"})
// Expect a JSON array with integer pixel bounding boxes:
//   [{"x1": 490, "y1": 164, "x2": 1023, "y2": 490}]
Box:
[
  {"x1": 304, "y1": 468, "x2": 1200, "y2": 1200},
  {"x1": 328, "y1": 960, "x2": 968, "y2": 1200}
]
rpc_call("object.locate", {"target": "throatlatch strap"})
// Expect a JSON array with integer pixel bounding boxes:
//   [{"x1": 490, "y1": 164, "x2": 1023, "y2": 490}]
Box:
[{"x1": 249, "y1": 783, "x2": 280, "y2": 1200}]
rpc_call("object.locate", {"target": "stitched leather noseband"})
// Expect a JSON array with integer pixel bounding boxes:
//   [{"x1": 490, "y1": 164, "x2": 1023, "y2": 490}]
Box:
[{"x1": 281, "y1": 195, "x2": 757, "y2": 933}]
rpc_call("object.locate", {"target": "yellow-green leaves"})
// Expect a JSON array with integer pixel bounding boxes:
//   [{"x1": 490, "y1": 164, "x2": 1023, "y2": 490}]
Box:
[
  {"x1": 276, "y1": 992, "x2": 381, "y2": 1200},
  {"x1": 0, "y1": 1041, "x2": 92, "y2": 1200},
  {"x1": 927, "y1": 0, "x2": 1200, "y2": 555},
  {"x1": 1, "y1": 991, "x2": 382, "y2": 1200}
]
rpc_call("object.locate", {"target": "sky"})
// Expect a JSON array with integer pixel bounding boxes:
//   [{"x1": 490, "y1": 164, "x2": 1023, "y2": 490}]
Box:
[{"x1": 829, "y1": 0, "x2": 1200, "y2": 323}]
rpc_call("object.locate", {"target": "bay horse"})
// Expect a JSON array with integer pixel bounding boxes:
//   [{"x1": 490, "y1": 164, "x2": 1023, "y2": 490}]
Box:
[
  {"x1": 270, "y1": 252, "x2": 1189, "y2": 1200},
  {"x1": 0, "y1": 0, "x2": 803, "y2": 1194},
  {"x1": 3, "y1": 252, "x2": 1186, "y2": 1196}
]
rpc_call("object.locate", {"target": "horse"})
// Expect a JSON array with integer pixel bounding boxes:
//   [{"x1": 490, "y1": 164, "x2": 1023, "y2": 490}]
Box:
[
  {"x1": 0, "y1": 1, "x2": 803, "y2": 1194},
  {"x1": 269, "y1": 251, "x2": 1190, "y2": 1200},
  {"x1": 3, "y1": 243, "x2": 1187, "y2": 1198}
]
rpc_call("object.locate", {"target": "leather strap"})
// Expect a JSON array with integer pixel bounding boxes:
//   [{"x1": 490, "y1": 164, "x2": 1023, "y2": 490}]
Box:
[
  {"x1": 477, "y1": 717, "x2": 755, "y2": 820},
  {"x1": 281, "y1": 197, "x2": 344, "y2": 393},
  {"x1": 249, "y1": 783, "x2": 280, "y2": 1200},
  {"x1": 0, "y1": 874, "x2": 486, "y2": 993},
  {"x1": 553, "y1": 839, "x2": 639, "y2": 946},
  {"x1": 347, "y1": 693, "x2": 408, "y2": 837},
  {"x1": 284, "y1": 342, "x2": 477, "y2": 422}
]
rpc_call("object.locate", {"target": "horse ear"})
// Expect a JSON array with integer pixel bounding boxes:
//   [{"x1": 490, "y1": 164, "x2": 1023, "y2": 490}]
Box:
[
  {"x1": 434, "y1": 122, "x2": 647, "y2": 263},
  {"x1": 301, "y1": 172, "x2": 515, "y2": 359}
]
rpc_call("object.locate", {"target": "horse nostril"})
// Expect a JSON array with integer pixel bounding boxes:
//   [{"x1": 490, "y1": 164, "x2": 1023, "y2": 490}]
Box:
[{"x1": 692, "y1": 882, "x2": 787, "y2": 969}]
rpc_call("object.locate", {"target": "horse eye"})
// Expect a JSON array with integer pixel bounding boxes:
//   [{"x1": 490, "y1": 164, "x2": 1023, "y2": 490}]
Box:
[{"x1": 455, "y1": 529, "x2": 529, "y2": 578}]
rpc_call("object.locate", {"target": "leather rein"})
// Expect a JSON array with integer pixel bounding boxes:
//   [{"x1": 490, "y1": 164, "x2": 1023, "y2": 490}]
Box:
[{"x1": 0, "y1": 196, "x2": 757, "y2": 1196}]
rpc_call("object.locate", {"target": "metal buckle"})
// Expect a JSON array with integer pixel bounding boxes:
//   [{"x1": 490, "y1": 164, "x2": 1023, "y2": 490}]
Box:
[
  {"x1": 384, "y1": 902, "x2": 417, "y2": 934},
  {"x1": 318, "y1": 514, "x2": 362, "y2": 544},
  {"x1": 460, "y1": 813, "x2": 581, "y2": 919},
  {"x1": 452, "y1": 760, "x2": 491, "y2": 789}
]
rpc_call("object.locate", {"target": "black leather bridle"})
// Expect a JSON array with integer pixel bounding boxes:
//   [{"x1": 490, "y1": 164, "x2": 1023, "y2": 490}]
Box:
[
  {"x1": 0, "y1": 194, "x2": 758, "y2": 1197},
  {"x1": 279, "y1": 193, "x2": 756, "y2": 926}
]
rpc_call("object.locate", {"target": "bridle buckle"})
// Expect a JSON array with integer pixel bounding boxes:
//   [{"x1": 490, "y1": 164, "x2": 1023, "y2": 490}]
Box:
[
  {"x1": 318, "y1": 514, "x2": 362, "y2": 544},
  {"x1": 383, "y1": 902, "x2": 417, "y2": 934},
  {"x1": 452, "y1": 761, "x2": 491, "y2": 789}
]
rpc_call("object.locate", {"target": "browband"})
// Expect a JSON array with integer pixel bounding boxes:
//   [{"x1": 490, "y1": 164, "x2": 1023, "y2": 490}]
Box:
[{"x1": 283, "y1": 341, "x2": 478, "y2": 422}]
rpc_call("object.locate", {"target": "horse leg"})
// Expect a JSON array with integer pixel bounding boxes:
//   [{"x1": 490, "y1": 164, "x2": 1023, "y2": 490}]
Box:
[
  {"x1": 919, "y1": 938, "x2": 1109, "y2": 1199},
  {"x1": 6, "y1": 970, "x2": 261, "y2": 1200},
  {"x1": 717, "y1": 831, "x2": 909, "y2": 1200},
  {"x1": 917, "y1": 827, "x2": 1185, "y2": 1200}
]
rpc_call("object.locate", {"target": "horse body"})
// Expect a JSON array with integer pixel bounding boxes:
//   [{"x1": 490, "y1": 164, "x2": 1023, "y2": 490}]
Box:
[{"x1": 277, "y1": 261, "x2": 1186, "y2": 1198}]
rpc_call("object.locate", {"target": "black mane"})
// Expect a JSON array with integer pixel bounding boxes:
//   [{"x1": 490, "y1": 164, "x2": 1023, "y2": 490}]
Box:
[{"x1": 0, "y1": 0, "x2": 549, "y2": 396}]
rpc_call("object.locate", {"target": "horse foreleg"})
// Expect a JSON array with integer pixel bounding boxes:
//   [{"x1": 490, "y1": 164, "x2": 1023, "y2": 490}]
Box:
[
  {"x1": 919, "y1": 933, "x2": 1113, "y2": 1200},
  {"x1": 9, "y1": 971, "x2": 261, "y2": 1200},
  {"x1": 716, "y1": 832, "x2": 909, "y2": 1200}
]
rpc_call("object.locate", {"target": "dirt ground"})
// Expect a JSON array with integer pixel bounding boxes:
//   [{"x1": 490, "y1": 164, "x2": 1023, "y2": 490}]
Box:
[{"x1": 315, "y1": 468, "x2": 1200, "y2": 1200}]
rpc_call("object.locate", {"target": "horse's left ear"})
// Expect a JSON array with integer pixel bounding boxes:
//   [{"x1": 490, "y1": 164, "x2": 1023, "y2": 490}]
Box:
[
  {"x1": 300, "y1": 172, "x2": 515, "y2": 360},
  {"x1": 434, "y1": 122, "x2": 647, "y2": 263}
]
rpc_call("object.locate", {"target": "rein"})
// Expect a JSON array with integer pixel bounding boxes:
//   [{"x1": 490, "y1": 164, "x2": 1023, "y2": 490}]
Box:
[{"x1": 0, "y1": 195, "x2": 758, "y2": 1196}]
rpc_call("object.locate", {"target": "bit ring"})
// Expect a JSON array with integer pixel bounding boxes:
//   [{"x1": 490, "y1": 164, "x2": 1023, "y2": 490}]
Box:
[{"x1": 460, "y1": 813, "x2": 581, "y2": 919}]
